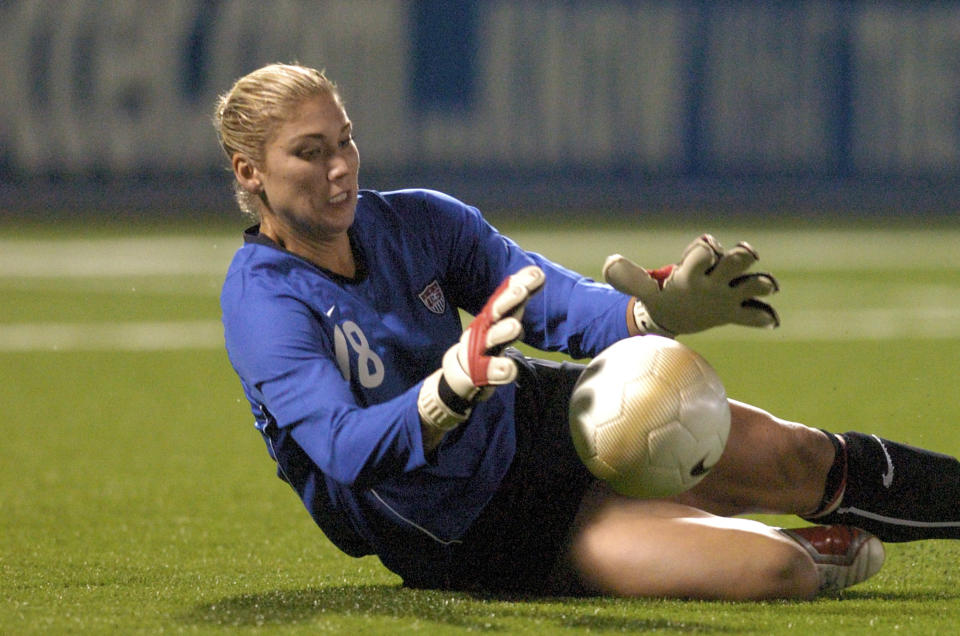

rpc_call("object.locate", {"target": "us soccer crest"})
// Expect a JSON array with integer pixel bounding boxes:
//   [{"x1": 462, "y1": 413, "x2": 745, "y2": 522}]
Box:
[{"x1": 418, "y1": 279, "x2": 446, "y2": 314}]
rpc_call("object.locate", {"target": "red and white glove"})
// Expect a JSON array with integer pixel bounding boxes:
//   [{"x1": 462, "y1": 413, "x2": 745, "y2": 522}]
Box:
[
  {"x1": 418, "y1": 266, "x2": 546, "y2": 432},
  {"x1": 603, "y1": 234, "x2": 779, "y2": 337}
]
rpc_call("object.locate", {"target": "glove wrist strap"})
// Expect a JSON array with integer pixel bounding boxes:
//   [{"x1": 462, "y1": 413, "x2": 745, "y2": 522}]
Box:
[
  {"x1": 632, "y1": 299, "x2": 675, "y2": 338},
  {"x1": 437, "y1": 372, "x2": 473, "y2": 414},
  {"x1": 418, "y1": 370, "x2": 471, "y2": 432}
]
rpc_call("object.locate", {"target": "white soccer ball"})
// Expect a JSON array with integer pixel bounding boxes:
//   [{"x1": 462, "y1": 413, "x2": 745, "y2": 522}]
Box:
[{"x1": 569, "y1": 335, "x2": 730, "y2": 498}]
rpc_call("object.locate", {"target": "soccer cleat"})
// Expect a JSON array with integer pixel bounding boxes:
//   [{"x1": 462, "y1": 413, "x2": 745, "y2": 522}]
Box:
[{"x1": 779, "y1": 525, "x2": 885, "y2": 594}]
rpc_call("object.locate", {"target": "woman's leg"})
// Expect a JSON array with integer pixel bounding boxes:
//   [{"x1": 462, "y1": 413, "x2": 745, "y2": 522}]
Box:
[
  {"x1": 673, "y1": 399, "x2": 835, "y2": 517},
  {"x1": 562, "y1": 482, "x2": 821, "y2": 600},
  {"x1": 674, "y1": 399, "x2": 960, "y2": 541},
  {"x1": 555, "y1": 400, "x2": 887, "y2": 600}
]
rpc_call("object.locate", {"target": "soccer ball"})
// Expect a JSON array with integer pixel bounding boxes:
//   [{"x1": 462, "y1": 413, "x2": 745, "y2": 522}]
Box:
[{"x1": 569, "y1": 335, "x2": 730, "y2": 498}]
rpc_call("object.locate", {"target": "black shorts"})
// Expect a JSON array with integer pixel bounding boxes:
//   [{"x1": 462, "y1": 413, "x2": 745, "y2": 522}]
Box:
[{"x1": 403, "y1": 352, "x2": 597, "y2": 596}]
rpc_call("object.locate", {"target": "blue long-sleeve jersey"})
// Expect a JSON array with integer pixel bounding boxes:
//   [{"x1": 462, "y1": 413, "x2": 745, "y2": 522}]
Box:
[{"x1": 221, "y1": 189, "x2": 630, "y2": 567}]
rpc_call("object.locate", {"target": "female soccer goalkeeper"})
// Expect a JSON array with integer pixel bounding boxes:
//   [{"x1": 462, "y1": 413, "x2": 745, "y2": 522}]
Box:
[{"x1": 215, "y1": 63, "x2": 960, "y2": 600}]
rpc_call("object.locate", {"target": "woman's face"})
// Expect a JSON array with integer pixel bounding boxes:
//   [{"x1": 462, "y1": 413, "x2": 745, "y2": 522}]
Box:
[{"x1": 257, "y1": 92, "x2": 360, "y2": 240}]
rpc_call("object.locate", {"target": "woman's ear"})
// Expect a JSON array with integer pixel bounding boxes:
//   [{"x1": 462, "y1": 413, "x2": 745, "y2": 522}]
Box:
[{"x1": 232, "y1": 153, "x2": 262, "y2": 194}]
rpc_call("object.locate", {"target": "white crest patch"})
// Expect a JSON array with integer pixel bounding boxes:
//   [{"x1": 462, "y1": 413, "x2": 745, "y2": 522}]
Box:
[{"x1": 418, "y1": 279, "x2": 446, "y2": 314}]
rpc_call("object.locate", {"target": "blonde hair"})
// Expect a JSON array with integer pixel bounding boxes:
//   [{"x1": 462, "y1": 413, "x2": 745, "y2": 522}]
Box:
[{"x1": 213, "y1": 63, "x2": 340, "y2": 220}]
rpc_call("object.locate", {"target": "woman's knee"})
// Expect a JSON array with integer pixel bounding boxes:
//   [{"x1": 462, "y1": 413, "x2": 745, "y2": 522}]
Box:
[
  {"x1": 752, "y1": 536, "x2": 819, "y2": 600},
  {"x1": 741, "y1": 404, "x2": 830, "y2": 480},
  {"x1": 740, "y1": 404, "x2": 835, "y2": 511},
  {"x1": 681, "y1": 401, "x2": 835, "y2": 514}
]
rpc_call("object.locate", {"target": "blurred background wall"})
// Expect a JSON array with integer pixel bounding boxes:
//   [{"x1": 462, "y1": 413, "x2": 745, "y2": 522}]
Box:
[{"x1": 2, "y1": 0, "x2": 959, "y2": 219}]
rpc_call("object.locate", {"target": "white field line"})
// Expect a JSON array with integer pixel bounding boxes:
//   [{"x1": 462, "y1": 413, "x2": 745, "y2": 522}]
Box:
[
  {"x1": 0, "y1": 236, "x2": 238, "y2": 277},
  {"x1": 2, "y1": 231, "x2": 960, "y2": 351},
  {"x1": 3, "y1": 307, "x2": 960, "y2": 352},
  {"x1": 506, "y1": 228, "x2": 960, "y2": 272},
  {"x1": 2, "y1": 228, "x2": 960, "y2": 277},
  {"x1": 745, "y1": 307, "x2": 960, "y2": 342},
  {"x1": 0, "y1": 321, "x2": 224, "y2": 352}
]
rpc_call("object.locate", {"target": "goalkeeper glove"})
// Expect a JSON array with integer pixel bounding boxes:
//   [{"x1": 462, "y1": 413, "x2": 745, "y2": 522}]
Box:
[
  {"x1": 603, "y1": 234, "x2": 779, "y2": 337},
  {"x1": 418, "y1": 265, "x2": 546, "y2": 434}
]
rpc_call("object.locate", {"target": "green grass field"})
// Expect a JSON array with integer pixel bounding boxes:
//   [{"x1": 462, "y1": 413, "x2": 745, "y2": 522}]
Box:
[{"x1": 3, "y1": 221, "x2": 960, "y2": 634}]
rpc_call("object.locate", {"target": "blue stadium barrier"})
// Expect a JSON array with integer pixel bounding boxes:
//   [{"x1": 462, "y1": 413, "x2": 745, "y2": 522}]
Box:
[{"x1": 1, "y1": 1, "x2": 959, "y2": 216}]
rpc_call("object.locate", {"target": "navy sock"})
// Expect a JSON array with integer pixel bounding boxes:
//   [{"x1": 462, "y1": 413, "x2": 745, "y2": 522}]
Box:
[
  {"x1": 805, "y1": 430, "x2": 847, "y2": 518},
  {"x1": 806, "y1": 432, "x2": 960, "y2": 542}
]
